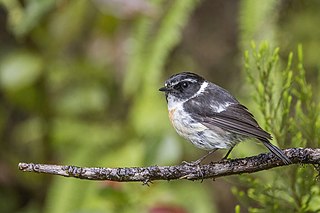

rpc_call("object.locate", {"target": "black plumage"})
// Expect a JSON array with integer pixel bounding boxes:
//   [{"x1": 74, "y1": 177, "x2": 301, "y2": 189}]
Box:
[{"x1": 160, "y1": 72, "x2": 291, "y2": 164}]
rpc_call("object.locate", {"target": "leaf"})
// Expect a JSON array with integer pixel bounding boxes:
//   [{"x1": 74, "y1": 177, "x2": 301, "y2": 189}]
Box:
[{"x1": 0, "y1": 51, "x2": 43, "y2": 90}]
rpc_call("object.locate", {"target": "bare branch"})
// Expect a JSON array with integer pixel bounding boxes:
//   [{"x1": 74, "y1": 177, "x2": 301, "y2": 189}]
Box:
[{"x1": 18, "y1": 148, "x2": 320, "y2": 183}]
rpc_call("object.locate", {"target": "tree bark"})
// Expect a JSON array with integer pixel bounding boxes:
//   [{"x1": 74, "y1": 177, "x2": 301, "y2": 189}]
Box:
[{"x1": 18, "y1": 148, "x2": 320, "y2": 183}]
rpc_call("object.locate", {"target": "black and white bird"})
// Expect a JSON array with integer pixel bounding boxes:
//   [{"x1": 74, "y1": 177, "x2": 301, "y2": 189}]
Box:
[{"x1": 159, "y1": 72, "x2": 291, "y2": 165}]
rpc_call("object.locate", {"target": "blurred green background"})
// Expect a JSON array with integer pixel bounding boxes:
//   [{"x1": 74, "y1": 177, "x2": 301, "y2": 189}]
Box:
[{"x1": 0, "y1": 1, "x2": 319, "y2": 213}]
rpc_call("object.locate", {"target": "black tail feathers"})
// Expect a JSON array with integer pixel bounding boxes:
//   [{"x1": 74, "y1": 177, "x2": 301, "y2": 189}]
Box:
[{"x1": 261, "y1": 139, "x2": 291, "y2": 164}]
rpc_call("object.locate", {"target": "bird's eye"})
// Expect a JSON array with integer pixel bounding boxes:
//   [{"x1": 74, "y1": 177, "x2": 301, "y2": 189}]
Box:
[
  {"x1": 181, "y1": 82, "x2": 189, "y2": 88},
  {"x1": 173, "y1": 81, "x2": 189, "y2": 91}
]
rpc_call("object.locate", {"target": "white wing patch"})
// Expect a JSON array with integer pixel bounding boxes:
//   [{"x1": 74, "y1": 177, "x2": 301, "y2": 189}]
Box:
[{"x1": 211, "y1": 102, "x2": 232, "y2": 113}]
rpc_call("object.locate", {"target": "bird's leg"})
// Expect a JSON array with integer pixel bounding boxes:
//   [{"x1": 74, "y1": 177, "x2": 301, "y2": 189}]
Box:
[
  {"x1": 182, "y1": 148, "x2": 218, "y2": 166},
  {"x1": 222, "y1": 147, "x2": 234, "y2": 160}
]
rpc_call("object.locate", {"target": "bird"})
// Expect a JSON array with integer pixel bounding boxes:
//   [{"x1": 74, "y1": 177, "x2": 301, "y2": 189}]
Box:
[{"x1": 159, "y1": 72, "x2": 291, "y2": 165}]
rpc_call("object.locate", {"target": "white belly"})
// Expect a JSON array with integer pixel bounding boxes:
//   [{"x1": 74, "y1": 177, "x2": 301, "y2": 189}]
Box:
[{"x1": 169, "y1": 107, "x2": 236, "y2": 150}]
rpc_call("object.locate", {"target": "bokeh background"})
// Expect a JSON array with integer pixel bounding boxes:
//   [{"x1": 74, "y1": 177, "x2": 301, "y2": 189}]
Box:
[{"x1": 0, "y1": 1, "x2": 319, "y2": 213}]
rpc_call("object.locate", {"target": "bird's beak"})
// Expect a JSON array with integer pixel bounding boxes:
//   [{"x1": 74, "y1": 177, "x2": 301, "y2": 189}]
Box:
[{"x1": 159, "y1": 86, "x2": 170, "y2": 92}]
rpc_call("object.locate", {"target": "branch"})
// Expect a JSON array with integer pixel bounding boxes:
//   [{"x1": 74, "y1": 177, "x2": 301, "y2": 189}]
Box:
[{"x1": 18, "y1": 148, "x2": 320, "y2": 183}]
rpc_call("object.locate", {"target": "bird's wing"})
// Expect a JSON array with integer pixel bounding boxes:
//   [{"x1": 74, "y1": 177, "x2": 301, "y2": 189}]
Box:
[{"x1": 184, "y1": 96, "x2": 272, "y2": 140}]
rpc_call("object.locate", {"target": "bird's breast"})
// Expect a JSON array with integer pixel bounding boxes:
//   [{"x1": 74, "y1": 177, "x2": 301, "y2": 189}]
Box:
[
  {"x1": 169, "y1": 108, "x2": 176, "y2": 125},
  {"x1": 167, "y1": 104, "x2": 239, "y2": 150},
  {"x1": 168, "y1": 106, "x2": 205, "y2": 137}
]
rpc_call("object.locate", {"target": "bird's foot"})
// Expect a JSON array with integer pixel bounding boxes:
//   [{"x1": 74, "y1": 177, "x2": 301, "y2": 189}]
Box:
[
  {"x1": 181, "y1": 159, "x2": 202, "y2": 167},
  {"x1": 181, "y1": 148, "x2": 218, "y2": 166},
  {"x1": 181, "y1": 160, "x2": 204, "y2": 182}
]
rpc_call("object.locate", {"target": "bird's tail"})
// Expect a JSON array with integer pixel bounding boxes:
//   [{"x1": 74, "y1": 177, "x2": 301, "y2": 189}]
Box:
[{"x1": 261, "y1": 139, "x2": 291, "y2": 164}]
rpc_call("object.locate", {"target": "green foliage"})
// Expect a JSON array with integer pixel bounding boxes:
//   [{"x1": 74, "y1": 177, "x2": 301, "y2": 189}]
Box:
[
  {"x1": 239, "y1": 0, "x2": 279, "y2": 48},
  {"x1": 234, "y1": 42, "x2": 320, "y2": 212},
  {"x1": 124, "y1": 0, "x2": 198, "y2": 95},
  {"x1": 0, "y1": 1, "x2": 218, "y2": 213},
  {"x1": 235, "y1": 204, "x2": 241, "y2": 213},
  {"x1": 1, "y1": 1, "x2": 320, "y2": 213},
  {"x1": 1, "y1": 0, "x2": 56, "y2": 38}
]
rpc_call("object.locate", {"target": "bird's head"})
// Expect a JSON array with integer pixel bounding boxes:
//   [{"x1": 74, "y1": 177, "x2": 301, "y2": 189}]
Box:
[{"x1": 159, "y1": 72, "x2": 206, "y2": 101}]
